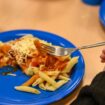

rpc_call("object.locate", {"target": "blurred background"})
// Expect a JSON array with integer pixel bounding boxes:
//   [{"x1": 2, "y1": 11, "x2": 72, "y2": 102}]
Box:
[{"x1": 0, "y1": 0, "x2": 103, "y2": 34}]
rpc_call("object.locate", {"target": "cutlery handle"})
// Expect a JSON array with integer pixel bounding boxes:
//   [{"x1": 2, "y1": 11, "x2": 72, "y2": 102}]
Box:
[{"x1": 77, "y1": 42, "x2": 105, "y2": 50}]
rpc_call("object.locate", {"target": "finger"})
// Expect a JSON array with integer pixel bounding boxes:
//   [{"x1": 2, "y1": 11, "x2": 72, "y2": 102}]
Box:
[
  {"x1": 102, "y1": 49, "x2": 105, "y2": 54},
  {"x1": 101, "y1": 59, "x2": 105, "y2": 63},
  {"x1": 100, "y1": 53, "x2": 105, "y2": 60}
]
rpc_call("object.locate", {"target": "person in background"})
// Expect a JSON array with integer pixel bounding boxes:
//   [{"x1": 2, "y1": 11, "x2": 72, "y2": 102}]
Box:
[{"x1": 71, "y1": 49, "x2": 105, "y2": 105}]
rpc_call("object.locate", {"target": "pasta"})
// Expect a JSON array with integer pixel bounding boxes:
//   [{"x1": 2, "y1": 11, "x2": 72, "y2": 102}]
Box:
[
  {"x1": 58, "y1": 75, "x2": 70, "y2": 81},
  {"x1": 39, "y1": 71, "x2": 58, "y2": 88},
  {"x1": 0, "y1": 34, "x2": 79, "y2": 94},
  {"x1": 32, "y1": 78, "x2": 44, "y2": 86},
  {"x1": 46, "y1": 83, "x2": 56, "y2": 91},
  {"x1": 15, "y1": 86, "x2": 40, "y2": 94},
  {"x1": 39, "y1": 83, "x2": 46, "y2": 90},
  {"x1": 62, "y1": 57, "x2": 79, "y2": 73},
  {"x1": 56, "y1": 80, "x2": 68, "y2": 89}
]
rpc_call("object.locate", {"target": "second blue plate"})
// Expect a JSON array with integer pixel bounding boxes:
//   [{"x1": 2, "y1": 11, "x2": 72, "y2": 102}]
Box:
[{"x1": 100, "y1": 0, "x2": 105, "y2": 27}]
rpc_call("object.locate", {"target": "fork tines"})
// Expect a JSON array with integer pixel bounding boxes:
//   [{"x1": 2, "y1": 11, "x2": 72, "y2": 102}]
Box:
[{"x1": 40, "y1": 44, "x2": 55, "y2": 54}]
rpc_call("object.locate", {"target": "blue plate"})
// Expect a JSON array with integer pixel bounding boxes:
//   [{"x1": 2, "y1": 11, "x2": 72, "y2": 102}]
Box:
[
  {"x1": 0, "y1": 30, "x2": 85, "y2": 105},
  {"x1": 99, "y1": 0, "x2": 105, "y2": 27}
]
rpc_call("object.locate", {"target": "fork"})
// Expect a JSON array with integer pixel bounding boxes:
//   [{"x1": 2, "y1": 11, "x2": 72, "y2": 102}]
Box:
[{"x1": 40, "y1": 42, "x2": 105, "y2": 56}]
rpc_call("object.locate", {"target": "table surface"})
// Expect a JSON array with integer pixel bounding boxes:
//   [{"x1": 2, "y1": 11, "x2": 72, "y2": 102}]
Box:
[{"x1": 0, "y1": 0, "x2": 105, "y2": 105}]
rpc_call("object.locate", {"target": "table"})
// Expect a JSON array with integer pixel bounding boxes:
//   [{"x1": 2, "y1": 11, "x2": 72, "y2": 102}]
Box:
[{"x1": 0, "y1": 0, "x2": 105, "y2": 104}]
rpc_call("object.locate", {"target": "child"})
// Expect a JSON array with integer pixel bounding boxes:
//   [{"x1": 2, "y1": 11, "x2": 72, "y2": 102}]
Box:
[
  {"x1": 71, "y1": 49, "x2": 105, "y2": 105},
  {"x1": 100, "y1": 48, "x2": 105, "y2": 63}
]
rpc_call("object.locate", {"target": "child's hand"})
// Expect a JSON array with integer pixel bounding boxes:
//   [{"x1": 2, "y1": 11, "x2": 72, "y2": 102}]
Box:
[{"x1": 100, "y1": 49, "x2": 105, "y2": 63}]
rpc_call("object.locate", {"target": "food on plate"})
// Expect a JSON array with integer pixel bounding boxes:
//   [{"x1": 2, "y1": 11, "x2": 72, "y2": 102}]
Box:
[
  {"x1": 0, "y1": 35, "x2": 79, "y2": 94},
  {"x1": 15, "y1": 86, "x2": 40, "y2": 94}
]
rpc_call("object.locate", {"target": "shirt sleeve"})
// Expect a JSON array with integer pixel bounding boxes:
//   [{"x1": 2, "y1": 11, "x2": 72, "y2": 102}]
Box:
[{"x1": 71, "y1": 71, "x2": 105, "y2": 105}]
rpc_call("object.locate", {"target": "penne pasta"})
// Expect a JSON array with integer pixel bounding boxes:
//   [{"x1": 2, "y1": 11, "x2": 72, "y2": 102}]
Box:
[
  {"x1": 25, "y1": 68, "x2": 34, "y2": 76},
  {"x1": 51, "y1": 75, "x2": 58, "y2": 80},
  {"x1": 55, "y1": 55, "x2": 71, "y2": 61},
  {"x1": 45, "y1": 70, "x2": 60, "y2": 76},
  {"x1": 61, "y1": 73, "x2": 69, "y2": 78},
  {"x1": 39, "y1": 71, "x2": 58, "y2": 88},
  {"x1": 32, "y1": 67, "x2": 39, "y2": 74},
  {"x1": 15, "y1": 86, "x2": 40, "y2": 94},
  {"x1": 32, "y1": 78, "x2": 44, "y2": 86},
  {"x1": 56, "y1": 80, "x2": 68, "y2": 89},
  {"x1": 58, "y1": 75, "x2": 70, "y2": 81},
  {"x1": 45, "y1": 83, "x2": 56, "y2": 91},
  {"x1": 22, "y1": 74, "x2": 39, "y2": 86},
  {"x1": 39, "y1": 83, "x2": 46, "y2": 90},
  {"x1": 46, "y1": 80, "x2": 68, "y2": 91},
  {"x1": 25, "y1": 66, "x2": 39, "y2": 76},
  {"x1": 62, "y1": 56, "x2": 79, "y2": 73}
]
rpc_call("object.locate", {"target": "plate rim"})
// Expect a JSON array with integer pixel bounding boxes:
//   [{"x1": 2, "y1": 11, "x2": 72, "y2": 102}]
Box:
[
  {"x1": 99, "y1": 0, "x2": 105, "y2": 27},
  {"x1": 0, "y1": 29, "x2": 85, "y2": 105}
]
